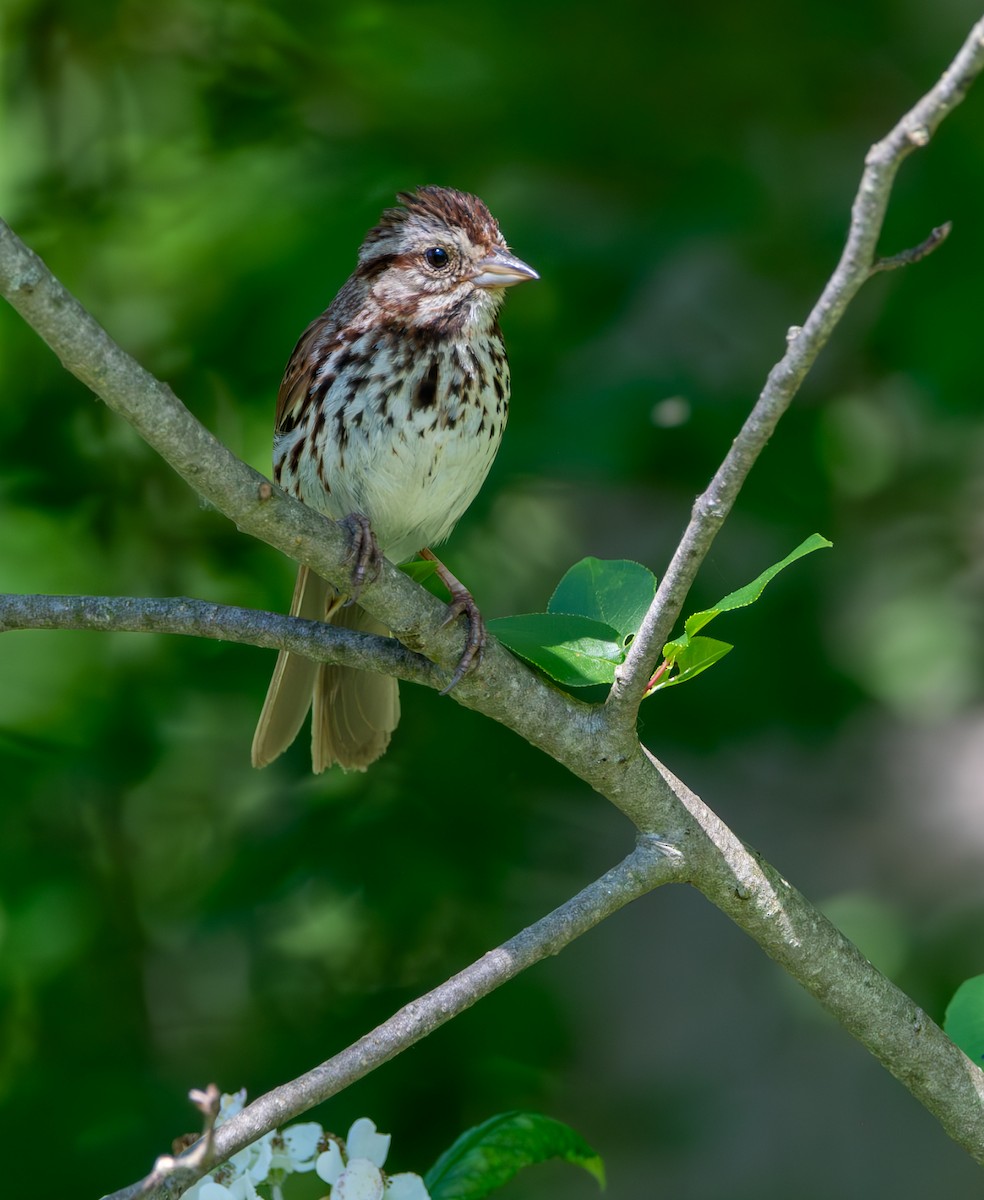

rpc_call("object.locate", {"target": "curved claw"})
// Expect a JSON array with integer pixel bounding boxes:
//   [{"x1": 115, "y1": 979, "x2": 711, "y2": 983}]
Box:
[
  {"x1": 419, "y1": 548, "x2": 486, "y2": 694},
  {"x1": 439, "y1": 590, "x2": 487, "y2": 695},
  {"x1": 339, "y1": 512, "x2": 382, "y2": 603}
]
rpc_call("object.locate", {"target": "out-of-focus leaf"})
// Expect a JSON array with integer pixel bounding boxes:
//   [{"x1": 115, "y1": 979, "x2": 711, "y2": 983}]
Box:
[
  {"x1": 425, "y1": 1111, "x2": 605, "y2": 1200},
  {"x1": 401, "y1": 559, "x2": 440, "y2": 584}
]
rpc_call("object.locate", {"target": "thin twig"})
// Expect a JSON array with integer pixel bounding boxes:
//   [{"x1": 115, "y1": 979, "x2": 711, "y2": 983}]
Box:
[
  {"x1": 606, "y1": 17, "x2": 984, "y2": 727},
  {"x1": 870, "y1": 221, "x2": 953, "y2": 273}
]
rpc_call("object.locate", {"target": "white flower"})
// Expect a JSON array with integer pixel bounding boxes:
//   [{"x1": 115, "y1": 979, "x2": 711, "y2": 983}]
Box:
[
  {"x1": 193, "y1": 1185, "x2": 237, "y2": 1200},
  {"x1": 316, "y1": 1140, "x2": 346, "y2": 1184},
  {"x1": 182, "y1": 1091, "x2": 274, "y2": 1200},
  {"x1": 186, "y1": 1172, "x2": 260, "y2": 1200},
  {"x1": 227, "y1": 1130, "x2": 274, "y2": 1184},
  {"x1": 217, "y1": 1090, "x2": 248, "y2": 1123},
  {"x1": 184, "y1": 1105, "x2": 428, "y2": 1200},
  {"x1": 271, "y1": 1121, "x2": 324, "y2": 1174},
  {"x1": 330, "y1": 1157, "x2": 385, "y2": 1200},
  {"x1": 192, "y1": 1186, "x2": 236, "y2": 1200},
  {"x1": 346, "y1": 1117, "x2": 391, "y2": 1167},
  {"x1": 384, "y1": 1172, "x2": 431, "y2": 1200},
  {"x1": 315, "y1": 1118, "x2": 430, "y2": 1200}
]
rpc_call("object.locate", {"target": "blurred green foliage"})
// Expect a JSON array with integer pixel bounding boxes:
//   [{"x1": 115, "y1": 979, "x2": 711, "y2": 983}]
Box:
[{"x1": 4, "y1": 2, "x2": 984, "y2": 1197}]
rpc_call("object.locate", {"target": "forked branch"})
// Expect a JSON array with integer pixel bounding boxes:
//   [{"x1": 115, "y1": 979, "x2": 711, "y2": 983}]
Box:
[{"x1": 607, "y1": 16, "x2": 984, "y2": 722}]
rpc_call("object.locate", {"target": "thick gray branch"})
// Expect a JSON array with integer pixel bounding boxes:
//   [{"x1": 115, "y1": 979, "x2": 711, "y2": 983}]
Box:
[
  {"x1": 645, "y1": 753, "x2": 984, "y2": 1164},
  {"x1": 608, "y1": 15, "x2": 984, "y2": 722}
]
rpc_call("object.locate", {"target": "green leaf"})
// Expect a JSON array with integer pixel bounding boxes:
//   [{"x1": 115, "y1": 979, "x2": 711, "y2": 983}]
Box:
[
  {"x1": 425, "y1": 1111, "x2": 605, "y2": 1200},
  {"x1": 548, "y1": 557, "x2": 658, "y2": 649},
  {"x1": 490, "y1": 558, "x2": 655, "y2": 687},
  {"x1": 487, "y1": 613, "x2": 623, "y2": 686},
  {"x1": 650, "y1": 636, "x2": 732, "y2": 690},
  {"x1": 944, "y1": 974, "x2": 984, "y2": 1065},
  {"x1": 651, "y1": 534, "x2": 831, "y2": 693},
  {"x1": 491, "y1": 538, "x2": 830, "y2": 695},
  {"x1": 400, "y1": 559, "x2": 440, "y2": 584},
  {"x1": 682, "y1": 533, "x2": 832, "y2": 638}
]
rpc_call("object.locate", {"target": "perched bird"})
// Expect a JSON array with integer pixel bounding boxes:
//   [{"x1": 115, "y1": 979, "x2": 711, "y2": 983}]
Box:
[{"x1": 251, "y1": 186, "x2": 538, "y2": 772}]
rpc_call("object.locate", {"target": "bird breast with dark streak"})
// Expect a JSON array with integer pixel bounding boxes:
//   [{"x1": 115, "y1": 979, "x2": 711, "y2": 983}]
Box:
[{"x1": 274, "y1": 324, "x2": 510, "y2": 565}]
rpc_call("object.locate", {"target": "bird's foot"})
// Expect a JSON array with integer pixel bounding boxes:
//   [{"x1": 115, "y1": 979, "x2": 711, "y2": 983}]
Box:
[
  {"x1": 339, "y1": 512, "x2": 382, "y2": 603},
  {"x1": 420, "y1": 548, "x2": 487, "y2": 694}
]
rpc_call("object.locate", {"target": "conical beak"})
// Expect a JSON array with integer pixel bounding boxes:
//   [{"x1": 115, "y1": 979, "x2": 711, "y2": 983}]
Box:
[{"x1": 471, "y1": 246, "x2": 540, "y2": 289}]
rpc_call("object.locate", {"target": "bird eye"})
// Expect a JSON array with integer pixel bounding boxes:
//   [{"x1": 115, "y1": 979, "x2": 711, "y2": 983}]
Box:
[{"x1": 424, "y1": 246, "x2": 450, "y2": 270}]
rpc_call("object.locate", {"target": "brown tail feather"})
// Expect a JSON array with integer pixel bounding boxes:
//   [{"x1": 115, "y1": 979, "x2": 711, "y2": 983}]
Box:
[
  {"x1": 252, "y1": 566, "x2": 333, "y2": 768},
  {"x1": 311, "y1": 603, "x2": 400, "y2": 772},
  {"x1": 251, "y1": 565, "x2": 399, "y2": 771}
]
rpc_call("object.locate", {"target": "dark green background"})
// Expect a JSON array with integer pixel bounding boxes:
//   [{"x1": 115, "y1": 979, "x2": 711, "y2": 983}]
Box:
[{"x1": 3, "y1": 2, "x2": 984, "y2": 1196}]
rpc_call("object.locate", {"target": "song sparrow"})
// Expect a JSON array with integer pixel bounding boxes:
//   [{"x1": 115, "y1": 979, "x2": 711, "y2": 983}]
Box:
[{"x1": 251, "y1": 186, "x2": 538, "y2": 772}]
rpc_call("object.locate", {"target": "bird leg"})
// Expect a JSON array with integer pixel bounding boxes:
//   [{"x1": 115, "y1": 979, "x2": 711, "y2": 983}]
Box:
[
  {"x1": 419, "y1": 548, "x2": 487, "y2": 694},
  {"x1": 339, "y1": 512, "x2": 382, "y2": 602}
]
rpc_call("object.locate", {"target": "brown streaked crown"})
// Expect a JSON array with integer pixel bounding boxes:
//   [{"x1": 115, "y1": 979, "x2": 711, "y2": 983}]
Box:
[{"x1": 358, "y1": 186, "x2": 505, "y2": 268}]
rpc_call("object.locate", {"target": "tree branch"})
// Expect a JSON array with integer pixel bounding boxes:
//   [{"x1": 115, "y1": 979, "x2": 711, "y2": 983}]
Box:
[
  {"x1": 101, "y1": 838, "x2": 686, "y2": 1200},
  {"x1": 3, "y1": 18, "x2": 984, "y2": 1197},
  {"x1": 645, "y1": 752, "x2": 984, "y2": 1164},
  {"x1": 0, "y1": 593, "x2": 441, "y2": 688},
  {"x1": 607, "y1": 16, "x2": 984, "y2": 725}
]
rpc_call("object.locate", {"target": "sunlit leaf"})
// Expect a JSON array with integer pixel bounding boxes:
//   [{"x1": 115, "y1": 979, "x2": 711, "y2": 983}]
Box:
[
  {"x1": 649, "y1": 636, "x2": 732, "y2": 691},
  {"x1": 492, "y1": 538, "x2": 830, "y2": 695},
  {"x1": 488, "y1": 614, "x2": 622, "y2": 686},
  {"x1": 683, "y1": 533, "x2": 832, "y2": 638},
  {"x1": 548, "y1": 557, "x2": 657, "y2": 648},
  {"x1": 649, "y1": 534, "x2": 831, "y2": 693}
]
